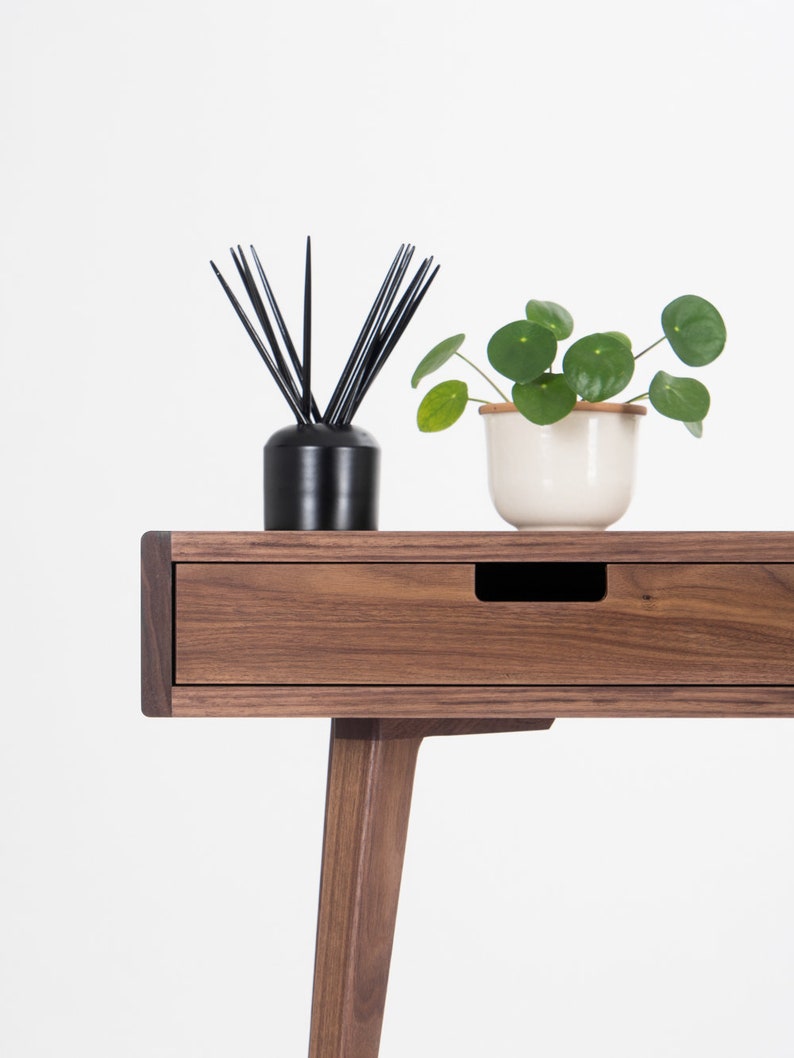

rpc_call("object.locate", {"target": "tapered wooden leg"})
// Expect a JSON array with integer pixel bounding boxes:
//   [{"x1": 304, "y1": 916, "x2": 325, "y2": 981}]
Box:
[
  {"x1": 307, "y1": 717, "x2": 554, "y2": 1058},
  {"x1": 308, "y1": 719, "x2": 423, "y2": 1058}
]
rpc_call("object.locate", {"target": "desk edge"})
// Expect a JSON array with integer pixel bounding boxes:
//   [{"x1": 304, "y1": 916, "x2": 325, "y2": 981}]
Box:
[{"x1": 141, "y1": 531, "x2": 173, "y2": 717}]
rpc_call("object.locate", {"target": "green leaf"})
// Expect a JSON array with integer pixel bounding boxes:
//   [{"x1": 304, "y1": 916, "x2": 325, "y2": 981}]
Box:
[
  {"x1": 417, "y1": 379, "x2": 469, "y2": 432},
  {"x1": 649, "y1": 371, "x2": 711, "y2": 422},
  {"x1": 661, "y1": 295, "x2": 726, "y2": 367},
  {"x1": 487, "y1": 320, "x2": 557, "y2": 382},
  {"x1": 604, "y1": 330, "x2": 632, "y2": 350},
  {"x1": 684, "y1": 420, "x2": 704, "y2": 438},
  {"x1": 411, "y1": 334, "x2": 466, "y2": 389},
  {"x1": 562, "y1": 333, "x2": 635, "y2": 402},
  {"x1": 525, "y1": 300, "x2": 574, "y2": 340},
  {"x1": 512, "y1": 374, "x2": 577, "y2": 425}
]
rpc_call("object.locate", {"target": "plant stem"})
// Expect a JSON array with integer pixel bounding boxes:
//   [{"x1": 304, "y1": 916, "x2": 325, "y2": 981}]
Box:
[
  {"x1": 467, "y1": 396, "x2": 489, "y2": 404},
  {"x1": 625, "y1": 392, "x2": 649, "y2": 403},
  {"x1": 633, "y1": 335, "x2": 666, "y2": 361},
  {"x1": 455, "y1": 351, "x2": 510, "y2": 401}
]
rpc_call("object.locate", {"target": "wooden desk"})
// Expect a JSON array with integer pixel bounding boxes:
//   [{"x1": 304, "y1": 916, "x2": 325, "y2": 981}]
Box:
[{"x1": 141, "y1": 531, "x2": 794, "y2": 1057}]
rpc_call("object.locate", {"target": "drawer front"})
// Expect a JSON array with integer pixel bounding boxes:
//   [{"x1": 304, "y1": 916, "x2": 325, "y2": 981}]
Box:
[{"x1": 174, "y1": 562, "x2": 794, "y2": 686}]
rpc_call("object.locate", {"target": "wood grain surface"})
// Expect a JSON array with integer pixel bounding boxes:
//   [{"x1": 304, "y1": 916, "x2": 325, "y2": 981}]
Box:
[
  {"x1": 170, "y1": 531, "x2": 794, "y2": 563},
  {"x1": 170, "y1": 685, "x2": 794, "y2": 717},
  {"x1": 141, "y1": 531, "x2": 172, "y2": 716},
  {"x1": 308, "y1": 720, "x2": 422, "y2": 1058},
  {"x1": 306, "y1": 716, "x2": 551, "y2": 1057},
  {"x1": 331, "y1": 717, "x2": 555, "y2": 739},
  {"x1": 174, "y1": 561, "x2": 794, "y2": 686}
]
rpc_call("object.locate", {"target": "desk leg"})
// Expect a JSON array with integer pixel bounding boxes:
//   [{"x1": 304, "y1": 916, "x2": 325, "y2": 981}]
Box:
[
  {"x1": 308, "y1": 719, "x2": 422, "y2": 1058},
  {"x1": 307, "y1": 717, "x2": 554, "y2": 1058}
]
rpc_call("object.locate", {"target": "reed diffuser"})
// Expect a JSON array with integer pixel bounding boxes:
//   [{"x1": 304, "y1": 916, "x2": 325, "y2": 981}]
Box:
[{"x1": 211, "y1": 239, "x2": 438, "y2": 529}]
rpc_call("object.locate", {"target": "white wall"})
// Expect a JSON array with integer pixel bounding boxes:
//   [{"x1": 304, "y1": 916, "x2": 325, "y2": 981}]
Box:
[{"x1": 2, "y1": 1, "x2": 793, "y2": 1055}]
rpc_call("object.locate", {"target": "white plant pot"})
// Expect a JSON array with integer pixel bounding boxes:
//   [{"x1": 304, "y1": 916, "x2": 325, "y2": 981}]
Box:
[{"x1": 480, "y1": 401, "x2": 646, "y2": 531}]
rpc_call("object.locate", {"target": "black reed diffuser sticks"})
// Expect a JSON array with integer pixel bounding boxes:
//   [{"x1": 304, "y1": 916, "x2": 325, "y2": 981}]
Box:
[
  {"x1": 210, "y1": 240, "x2": 438, "y2": 427},
  {"x1": 302, "y1": 236, "x2": 312, "y2": 423}
]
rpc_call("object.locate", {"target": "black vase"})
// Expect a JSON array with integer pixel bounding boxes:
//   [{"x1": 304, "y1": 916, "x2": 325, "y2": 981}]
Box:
[{"x1": 264, "y1": 424, "x2": 380, "y2": 530}]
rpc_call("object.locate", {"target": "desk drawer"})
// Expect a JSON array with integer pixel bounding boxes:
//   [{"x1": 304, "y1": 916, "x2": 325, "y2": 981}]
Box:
[{"x1": 174, "y1": 561, "x2": 794, "y2": 686}]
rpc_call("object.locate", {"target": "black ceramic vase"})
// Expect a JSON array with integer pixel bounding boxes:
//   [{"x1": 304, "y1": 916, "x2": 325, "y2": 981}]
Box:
[{"x1": 264, "y1": 424, "x2": 380, "y2": 530}]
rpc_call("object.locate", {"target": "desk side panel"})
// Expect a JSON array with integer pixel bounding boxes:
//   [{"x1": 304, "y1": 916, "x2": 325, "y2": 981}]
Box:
[{"x1": 141, "y1": 531, "x2": 173, "y2": 716}]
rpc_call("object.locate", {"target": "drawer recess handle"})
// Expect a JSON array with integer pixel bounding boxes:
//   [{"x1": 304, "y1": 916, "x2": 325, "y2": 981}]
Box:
[{"x1": 474, "y1": 562, "x2": 607, "y2": 602}]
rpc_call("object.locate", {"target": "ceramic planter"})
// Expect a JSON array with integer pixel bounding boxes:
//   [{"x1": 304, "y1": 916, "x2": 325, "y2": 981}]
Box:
[{"x1": 479, "y1": 401, "x2": 646, "y2": 530}]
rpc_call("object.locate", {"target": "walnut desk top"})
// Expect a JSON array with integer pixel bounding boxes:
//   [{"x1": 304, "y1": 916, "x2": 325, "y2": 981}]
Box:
[{"x1": 142, "y1": 530, "x2": 794, "y2": 720}]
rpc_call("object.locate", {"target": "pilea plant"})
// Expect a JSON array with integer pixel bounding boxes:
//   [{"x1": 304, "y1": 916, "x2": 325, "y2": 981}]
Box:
[{"x1": 412, "y1": 295, "x2": 726, "y2": 437}]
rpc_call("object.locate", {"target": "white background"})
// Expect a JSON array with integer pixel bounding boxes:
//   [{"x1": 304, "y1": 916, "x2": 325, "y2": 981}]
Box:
[{"x1": 2, "y1": 0, "x2": 793, "y2": 1055}]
